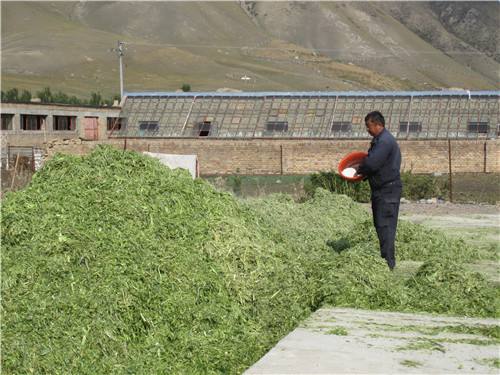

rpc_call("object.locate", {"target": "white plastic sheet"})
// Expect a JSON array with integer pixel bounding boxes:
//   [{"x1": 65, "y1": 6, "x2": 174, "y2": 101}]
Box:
[{"x1": 143, "y1": 152, "x2": 198, "y2": 179}]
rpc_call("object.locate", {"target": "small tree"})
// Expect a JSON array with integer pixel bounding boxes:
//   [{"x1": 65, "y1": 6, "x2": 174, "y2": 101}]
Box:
[
  {"x1": 5, "y1": 88, "x2": 19, "y2": 101},
  {"x1": 103, "y1": 93, "x2": 121, "y2": 106},
  {"x1": 181, "y1": 84, "x2": 191, "y2": 92},
  {"x1": 68, "y1": 96, "x2": 83, "y2": 105},
  {"x1": 37, "y1": 87, "x2": 53, "y2": 103},
  {"x1": 53, "y1": 91, "x2": 69, "y2": 104},
  {"x1": 89, "y1": 92, "x2": 102, "y2": 106},
  {"x1": 19, "y1": 90, "x2": 32, "y2": 102}
]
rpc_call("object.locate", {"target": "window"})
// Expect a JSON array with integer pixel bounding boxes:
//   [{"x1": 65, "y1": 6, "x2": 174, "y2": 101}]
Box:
[
  {"x1": 53, "y1": 116, "x2": 76, "y2": 131},
  {"x1": 107, "y1": 117, "x2": 124, "y2": 131},
  {"x1": 266, "y1": 121, "x2": 288, "y2": 132},
  {"x1": 351, "y1": 116, "x2": 362, "y2": 124},
  {"x1": 399, "y1": 121, "x2": 422, "y2": 133},
  {"x1": 21, "y1": 115, "x2": 44, "y2": 131},
  {"x1": 1, "y1": 114, "x2": 13, "y2": 130},
  {"x1": 139, "y1": 121, "x2": 159, "y2": 133},
  {"x1": 467, "y1": 121, "x2": 489, "y2": 134},
  {"x1": 196, "y1": 121, "x2": 211, "y2": 136},
  {"x1": 331, "y1": 121, "x2": 352, "y2": 132},
  {"x1": 306, "y1": 109, "x2": 325, "y2": 117}
]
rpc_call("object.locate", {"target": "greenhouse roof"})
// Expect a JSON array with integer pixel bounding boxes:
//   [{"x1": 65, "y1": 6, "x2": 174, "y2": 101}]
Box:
[{"x1": 124, "y1": 90, "x2": 500, "y2": 98}]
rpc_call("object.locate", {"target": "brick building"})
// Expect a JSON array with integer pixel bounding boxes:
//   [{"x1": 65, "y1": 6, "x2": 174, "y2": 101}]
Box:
[
  {"x1": 2, "y1": 90, "x2": 499, "y2": 175},
  {"x1": 1, "y1": 101, "x2": 121, "y2": 147}
]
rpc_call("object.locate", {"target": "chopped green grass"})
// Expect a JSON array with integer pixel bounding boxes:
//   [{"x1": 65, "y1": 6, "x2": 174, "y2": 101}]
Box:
[
  {"x1": 475, "y1": 358, "x2": 500, "y2": 369},
  {"x1": 325, "y1": 327, "x2": 348, "y2": 336},
  {"x1": 400, "y1": 359, "x2": 423, "y2": 368},
  {"x1": 2, "y1": 145, "x2": 499, "y2": 374},
  {"x1": 397, "y1": 339, "x2": 446, "y2": 353},
  {"x1": 357, "y1": 322, "x2": 500, "y2": 340}
]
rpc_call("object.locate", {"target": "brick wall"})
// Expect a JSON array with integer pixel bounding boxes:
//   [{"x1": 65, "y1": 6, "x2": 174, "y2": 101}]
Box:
[{"x1": 47, "y1": 138, "x2": 499, "y2": 175}]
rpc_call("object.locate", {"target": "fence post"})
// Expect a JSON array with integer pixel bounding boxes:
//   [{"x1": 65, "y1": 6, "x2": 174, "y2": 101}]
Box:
[
  {"x1": 448, "y1": 139, "x2": 453, "y2": 202},
  {"x1": 483, "y1": 141, "x2": 487, "y2": 173},
  {"x1": 280, "y1": 144, "x2": 283, "y2": 175},
  {"x1": 10, "y1": 154, "x2": 20, "y2": 190},
  {"x1": 31, "y1": 147, "x2": 35, "y2": 172}
]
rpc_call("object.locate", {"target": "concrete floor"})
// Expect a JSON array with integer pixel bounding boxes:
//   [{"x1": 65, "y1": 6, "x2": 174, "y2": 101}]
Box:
[{"x1": 245, "y1": 308, "x2": 499, "y2": 374}]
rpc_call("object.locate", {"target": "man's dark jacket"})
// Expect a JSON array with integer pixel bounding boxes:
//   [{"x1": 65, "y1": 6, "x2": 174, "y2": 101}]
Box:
[{"x1": 357, "y1": 128, "x2": 401, "y2": 194}]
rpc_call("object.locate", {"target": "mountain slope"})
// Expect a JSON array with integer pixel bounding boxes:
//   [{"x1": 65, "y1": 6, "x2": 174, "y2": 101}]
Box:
[{"x1": 1, "y1": 1, "x2": 498, "y2": 98}]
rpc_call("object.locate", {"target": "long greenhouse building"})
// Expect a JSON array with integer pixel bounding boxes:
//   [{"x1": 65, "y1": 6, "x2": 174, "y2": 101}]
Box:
[
  {"x1": 2, "y1": 90, "x2": 499, "y2": 175},
  {"x1": 112, "y1": 90, "x2": 499, "y2": 139}
]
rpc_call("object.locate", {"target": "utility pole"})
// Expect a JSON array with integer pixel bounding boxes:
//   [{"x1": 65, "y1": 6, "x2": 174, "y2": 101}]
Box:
[{"x1": 111, "y1": 41, "x2": 125, "y2": 99}]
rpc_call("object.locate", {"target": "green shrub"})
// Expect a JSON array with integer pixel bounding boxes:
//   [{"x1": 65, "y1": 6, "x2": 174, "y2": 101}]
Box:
[
  {"x1": 2, "y1": 88, "x2": 19, "y2": 101},
  {"x1": 307, "y1": 171, "x2": 448, "y2": 202},
  {"x1": 89, "y1": 92, "x2": 103, "y2": 106},
  {"x1": 227, "y1": 174, "x2": 242, "y2": 195},
  {"x1": 401, "y1": 171, "x2": 448, "y2": 200},
  {"x1": 19, "y1": 89, "x2": 32, "y2": 102},
  {"x1": 36, "y1": 87, "x2": 53, "y2": 103},
  {"x1": 3, "y1": 86, "x2": 118, "y2": 106}
]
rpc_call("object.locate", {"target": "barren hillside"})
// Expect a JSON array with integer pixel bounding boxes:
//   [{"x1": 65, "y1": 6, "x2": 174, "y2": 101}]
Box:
[{"x1": 1, "y1": 1, "x2": 498, "y2": 98}]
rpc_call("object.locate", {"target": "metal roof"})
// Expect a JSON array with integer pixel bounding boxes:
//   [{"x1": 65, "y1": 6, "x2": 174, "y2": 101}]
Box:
[{"x1": 124, "y1": 90, "x2": 500, "y2": 98}]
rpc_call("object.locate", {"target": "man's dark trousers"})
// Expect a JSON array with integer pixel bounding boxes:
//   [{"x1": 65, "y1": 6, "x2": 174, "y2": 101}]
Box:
[{"x1": 371, "y1": 183, "x2": 402, "y2": 269}]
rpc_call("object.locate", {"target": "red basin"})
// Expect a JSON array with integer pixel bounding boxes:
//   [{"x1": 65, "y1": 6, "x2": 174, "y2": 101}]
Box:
[{"x1": 338, "y1": 151, "x2": 368, "y2": 182}]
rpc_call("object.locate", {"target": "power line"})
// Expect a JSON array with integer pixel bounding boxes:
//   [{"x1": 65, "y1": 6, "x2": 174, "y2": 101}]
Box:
[{"x1": 123, "y1": 41, "x2": 494, "y2": 56}]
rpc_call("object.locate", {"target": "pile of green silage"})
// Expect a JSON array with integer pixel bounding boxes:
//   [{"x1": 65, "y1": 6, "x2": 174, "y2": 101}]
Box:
[
  {"x1": 246, "y1": 192, "x2": 498, "y2": 317},
  {"x1": 2, "y1": 146, "x2": 498, "y2": 374}
]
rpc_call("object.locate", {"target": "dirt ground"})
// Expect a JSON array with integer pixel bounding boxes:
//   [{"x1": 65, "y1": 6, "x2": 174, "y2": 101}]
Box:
[{"x1": 399, "y1": 201, "x2": 500, "y2": 216}]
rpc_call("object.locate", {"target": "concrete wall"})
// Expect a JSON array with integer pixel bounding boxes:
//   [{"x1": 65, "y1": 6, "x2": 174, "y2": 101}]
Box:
[
  {"x1": 1, "y1": 102, "x2": 121, "y2": 147},
  {"x1": 46, "y1": 138, "x2": 500, "y2": 175}
]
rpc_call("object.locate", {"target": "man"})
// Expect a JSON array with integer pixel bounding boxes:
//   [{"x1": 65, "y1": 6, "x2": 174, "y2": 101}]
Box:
[{"x1": 357, "y1": 111, "x2": 402, "y2": 270}]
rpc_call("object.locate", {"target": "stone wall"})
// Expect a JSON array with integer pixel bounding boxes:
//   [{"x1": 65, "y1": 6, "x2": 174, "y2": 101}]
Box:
[{"x1": 45, "y1": 138, "x2": 500, "y2": 175}]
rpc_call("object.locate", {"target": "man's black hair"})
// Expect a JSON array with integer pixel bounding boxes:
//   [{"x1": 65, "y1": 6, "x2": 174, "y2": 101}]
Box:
[{"x1": 365, "y1": 111, "x2": 385, "y2": 127}]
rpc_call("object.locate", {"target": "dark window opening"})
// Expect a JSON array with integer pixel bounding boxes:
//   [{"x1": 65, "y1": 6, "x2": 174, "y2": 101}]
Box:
[
  {"x1": 1, "y1": 114, "x2": 13, "y2": 130},
  {"x1": 331, "y1": 121, "x2": 352, "y2": 132},
  {"x1": 54, "y1": 116, "x2": 76, "y2": 131},
  {"x1": 399, "y1": 121, "x2": 422, "y2": 133},
  {"x1": 139, "y1": 121, "x2": 159, "y2": 133},
  {"x1": 21, "y1": 115, "x2": 44, "y2": 131},
  {"x1": 467, "y1": 121, "x2": 489, "y2": 134},
  {"x1": 196, "y1": 121, "x2": 212, "y2": 136},
  {"x1": 266, "y1": 121, "x2": 288, "y2": 132},
  {"x1": 107, "y1": 117, "x2": 124, "y2": 131}
]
